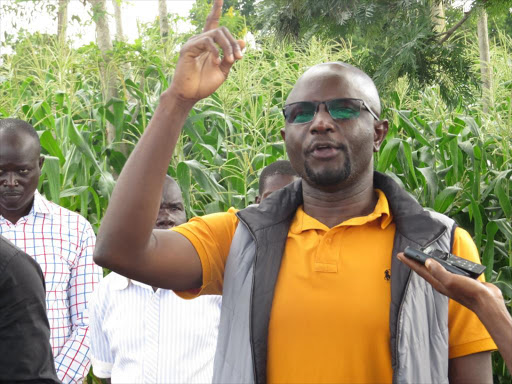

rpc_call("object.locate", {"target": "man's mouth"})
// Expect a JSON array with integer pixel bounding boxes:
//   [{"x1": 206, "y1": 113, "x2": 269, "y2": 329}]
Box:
[
  {"x1": 155, "y1": 223, "x2": 175, "y2": 229},
  {"x1": 307, "y1": 142, "x2": 343, "y2": 160},
  {"x1": 1, "y1": 192, "x2": 22, "y2": 197}
]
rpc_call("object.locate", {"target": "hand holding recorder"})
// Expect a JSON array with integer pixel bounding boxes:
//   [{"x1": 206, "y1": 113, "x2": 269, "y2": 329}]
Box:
[
  {"x1": 403, "y1": 246, "x2": 485, "y2": 279},
  {"x1": 398, "y1": 251, "x2": 512, "y2": 373}
]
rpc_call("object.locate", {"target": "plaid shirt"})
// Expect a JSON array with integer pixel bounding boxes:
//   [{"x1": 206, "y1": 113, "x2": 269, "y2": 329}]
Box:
[{"x1": 0, "y1": 190, "x2": 102, "y2": 383}]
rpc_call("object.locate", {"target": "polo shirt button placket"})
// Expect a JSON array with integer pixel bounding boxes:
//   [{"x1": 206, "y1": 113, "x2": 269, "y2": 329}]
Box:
[{"x1": 313, "y1": 232, "x2": 339, "y2": 273}]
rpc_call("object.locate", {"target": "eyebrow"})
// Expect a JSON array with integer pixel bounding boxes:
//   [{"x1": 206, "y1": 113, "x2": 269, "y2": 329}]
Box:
[
  {"x1": 160, "y1": 202, "x2": 184, "y2": 209},
  {"x1": 0, "y1": 163, "x2": 33, "y2": 168}
]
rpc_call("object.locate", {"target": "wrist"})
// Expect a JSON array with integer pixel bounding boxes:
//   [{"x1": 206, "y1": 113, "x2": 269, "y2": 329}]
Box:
[
  {"x1": 474, "y1": 289, "x2": 509, "y2": 327},
  {"x1": 473, "y1": 288, "x2": 496, "y2": 319},
  {"x1": 162, "y1": 88, "x2": 198, "y2": 111}
]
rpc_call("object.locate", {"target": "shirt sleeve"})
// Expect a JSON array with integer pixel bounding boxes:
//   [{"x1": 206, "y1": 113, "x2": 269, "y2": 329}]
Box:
[
  {"x1": 89, "y1": 280, "x2": 114, "y2": 379},
  {"x1": 54, "y1": 220, "x2": 103, "y2": 383},
  {"x1": 172, "y1": 207, "x2": 239, "y2": 298},
  {"x1": 448, "y1": 227, "x2": 497, "y2": 358}
]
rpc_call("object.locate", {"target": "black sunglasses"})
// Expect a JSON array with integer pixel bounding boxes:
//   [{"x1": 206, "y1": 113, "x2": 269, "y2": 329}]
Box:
[{"x1": 282, "y1": 98, "x2": 379, "y2": 124}]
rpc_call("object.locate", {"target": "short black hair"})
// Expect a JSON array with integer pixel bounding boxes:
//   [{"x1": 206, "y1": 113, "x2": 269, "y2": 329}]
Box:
[
  {"x1": 0, "y1": 118, "x2": 41, "y2": 148},
  {"x1": 258, "y1": 160, "x2": 298, "y2": 195}
]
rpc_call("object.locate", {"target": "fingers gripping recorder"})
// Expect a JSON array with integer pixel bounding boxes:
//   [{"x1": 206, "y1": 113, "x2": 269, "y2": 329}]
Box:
[{"x1": 403, "y1": 246, "x2": 486, "y2": 279}]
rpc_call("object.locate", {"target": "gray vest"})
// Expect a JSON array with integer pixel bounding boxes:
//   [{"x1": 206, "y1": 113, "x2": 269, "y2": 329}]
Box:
[{"x1": 213, "y1": 172, "x2": 455, "y2": 384}]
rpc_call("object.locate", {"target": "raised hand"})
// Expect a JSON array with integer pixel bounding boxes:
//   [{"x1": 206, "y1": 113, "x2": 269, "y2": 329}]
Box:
[{"x1": 168, "y1": 0, "x2": 245, "y2": 103}]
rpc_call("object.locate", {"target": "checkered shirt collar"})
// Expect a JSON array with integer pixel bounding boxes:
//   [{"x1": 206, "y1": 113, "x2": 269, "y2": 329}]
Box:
[{"x1": 31, "y1": 190, "x2": 52, "y2": 215}]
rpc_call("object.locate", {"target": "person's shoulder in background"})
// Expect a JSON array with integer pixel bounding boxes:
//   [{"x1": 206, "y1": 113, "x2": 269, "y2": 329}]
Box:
[{"x1": 0, "y1": 235, "x2": 60, "y2": 383}]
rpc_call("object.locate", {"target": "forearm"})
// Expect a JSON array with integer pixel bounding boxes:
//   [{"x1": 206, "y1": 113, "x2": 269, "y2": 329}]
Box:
[
  {"x1": 476, "y1": 298, "x2": 512, "y2": 372},
  {"x1": 95, "y1": 92, "x2": 195, "y2": 269}
]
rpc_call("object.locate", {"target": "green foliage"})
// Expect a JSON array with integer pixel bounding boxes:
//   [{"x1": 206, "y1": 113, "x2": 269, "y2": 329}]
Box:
[
  {"x1": 189, "y1": 0, "x2": 248, "y2": 37},
  {"x1": 258, "y1": 0, "x2": 375, "y2": 39},
  {"x1": 0, "y1": 21, "x2": 184, "y2": 230},
  {"x1": 380, "y1": 96, "x2": 511, "y2": 279},
  {"x1": 256, "y1": 1, "x2": 512, "y2": 108},
  {"x1": 474, "y1": 0, "x2": 512, "y2": 17},
  {"x1": 488, "y1": 11, "x2": 512, "y2": 37}
]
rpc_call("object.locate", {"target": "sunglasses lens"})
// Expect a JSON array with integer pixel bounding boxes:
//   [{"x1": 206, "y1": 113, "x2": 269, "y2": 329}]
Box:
[
  {"x1": 284, "y1": 99, "x2": 364, "y2": 124},
  {"x1": 327, "y1": 99, "x2": 360, "y2": 120},
  {"x1": 285, "y1": 102, "x2": 316, "y2": 124}
]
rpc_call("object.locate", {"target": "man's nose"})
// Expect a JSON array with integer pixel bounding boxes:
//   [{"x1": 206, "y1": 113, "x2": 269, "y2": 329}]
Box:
[
  {"x1": 156, "y1": 211, "x2": 176, "y2": 228},
  {"x1": 309, "y1": 104, "x2": 335, "y2": 134},
  {"x1": 156, "y1": 219, "x2": 176, "y2": 229},
  {"x1": 1, "y1": 173, "x2": 18, "y2": 187}
]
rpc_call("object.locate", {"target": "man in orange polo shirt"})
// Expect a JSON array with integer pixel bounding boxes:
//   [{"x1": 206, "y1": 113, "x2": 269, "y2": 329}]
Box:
[{"x1": 94, "y1": 1, "x2": 495, "y2": 382}]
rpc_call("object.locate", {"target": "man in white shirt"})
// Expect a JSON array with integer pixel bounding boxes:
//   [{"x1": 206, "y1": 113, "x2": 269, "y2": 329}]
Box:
[
  {"x1": 89, "y1": 175, "x2": 222, "y2": 383},
  {"x1": 0, "y1": 118, "x2": 102, "y2": 383}
]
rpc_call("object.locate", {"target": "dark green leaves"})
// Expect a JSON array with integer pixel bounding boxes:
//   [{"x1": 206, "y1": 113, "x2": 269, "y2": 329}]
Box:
[
  {"x1": 434, "y1": 187, "x2": 461, "y2": 214},
  {"x1": 40, "y1": 156, "x2": 60, "y2": 203}
]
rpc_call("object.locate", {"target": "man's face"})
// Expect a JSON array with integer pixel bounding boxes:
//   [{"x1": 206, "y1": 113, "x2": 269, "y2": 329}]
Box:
[
  {"x1": 155, "y1": 178, "x2": 186, "y2": 229},
  {"x1": 257, "y1": 174, "x2": 298, "y2": 203},
  {"x1": 281, "y1": 64, "x2": 387, "y2": 190},
  {"x1": 0, "y1": 131, "x2": 43, "y2": 221}
]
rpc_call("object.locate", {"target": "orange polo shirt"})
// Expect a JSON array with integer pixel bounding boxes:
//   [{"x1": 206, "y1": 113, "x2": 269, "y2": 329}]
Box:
[{"x1": 172, "y1": 190, "x2": 496, "y2": 383}]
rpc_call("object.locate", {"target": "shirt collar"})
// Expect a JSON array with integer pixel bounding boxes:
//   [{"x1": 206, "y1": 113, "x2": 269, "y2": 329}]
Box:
[
  {"x1": 290, "y1": 189, "x2": 393, "y2": 234},
  {"x1": 0, "y1": 190, "x2": 51, "y2": 223},
  {"x1": 32, "y1": 190, "x2": 52, "y2": 215},
  {"x1": 109, "y1": 273, "x2": 154, "y2": 291}
]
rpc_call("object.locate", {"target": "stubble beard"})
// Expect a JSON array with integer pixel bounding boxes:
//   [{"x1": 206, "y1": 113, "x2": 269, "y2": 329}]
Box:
[{"x1": 304, "y1": 156, "x2": 352, "y2": 186}]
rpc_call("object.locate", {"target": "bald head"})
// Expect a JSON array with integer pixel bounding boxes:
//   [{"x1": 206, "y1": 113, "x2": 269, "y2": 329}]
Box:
[
  {"x1": 0, "y1": 119, "x2": 41, "y2": 155},
  {"x1": 287, "y1": 62, "x2": 381, "y2": 117},
  {"x1": 155, "y1": 175, "x2": 186, "y2": 229},
  {"x1": 162, "y1": 176, "x2": 182, "y2": 205}
]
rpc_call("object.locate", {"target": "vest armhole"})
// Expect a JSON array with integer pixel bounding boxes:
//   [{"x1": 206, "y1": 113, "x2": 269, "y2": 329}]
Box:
[{"x1": 450, "y1": 223, "x2": 458, "y2": 253}]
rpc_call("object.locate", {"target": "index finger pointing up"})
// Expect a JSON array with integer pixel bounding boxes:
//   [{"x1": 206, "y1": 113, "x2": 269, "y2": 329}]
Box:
[{"x1": 203, "y1": 0, "x2": 223, "y2": 32}]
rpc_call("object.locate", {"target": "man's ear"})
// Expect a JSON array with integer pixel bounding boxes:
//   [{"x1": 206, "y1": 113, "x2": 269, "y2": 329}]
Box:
[
  {"x1": 373, "y1": 120, "x2": 388, "y2": 152},
  {"x1": 280, "y1": 129, "x2": 286, "y2": 141},
  {"x1": 38, "y1": 155, "x2": 45, "y2": 170}
]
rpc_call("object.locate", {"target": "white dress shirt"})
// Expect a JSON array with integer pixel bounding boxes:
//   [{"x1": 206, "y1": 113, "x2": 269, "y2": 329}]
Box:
[
  {"x1": 0, "y1": 190, "x2": 102, "y2": 383},
  {"x1": 90, "y1": 272, "x2": 222, "y2": 383}
]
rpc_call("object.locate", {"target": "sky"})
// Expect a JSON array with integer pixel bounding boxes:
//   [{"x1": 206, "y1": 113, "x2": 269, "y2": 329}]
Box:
[{"x1": 0, "y1": 0, "x2": 195, "y2": 54}]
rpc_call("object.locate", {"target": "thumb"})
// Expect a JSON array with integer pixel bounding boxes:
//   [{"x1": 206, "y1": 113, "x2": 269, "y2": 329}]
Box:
[{"x1": 425, "y1": 258, "x2": 449, "y2": 282}]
